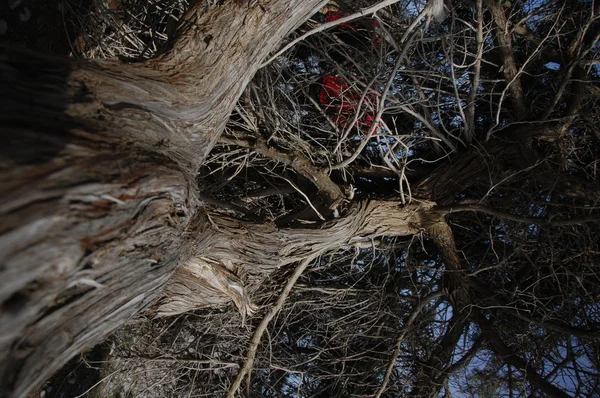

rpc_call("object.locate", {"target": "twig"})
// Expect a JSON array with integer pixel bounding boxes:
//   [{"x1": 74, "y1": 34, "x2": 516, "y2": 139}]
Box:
[
  {"x1": 437, "y1": 203, "x2": 600, "y2": 227},
  {"x1": 374, "y1": 291, "x2": 444, "y2": 398},
  {"x1": 466, "y1": 0, "x2": 484, "y2": 141},
  {"x1": 279, "y1": 176, "x2": 325, "y2": 221},
  {"x1": 260, "y1": 0, "x2": 410, "y2": 68},
  {"x1": 227, "y1": 255, "x2": 319, "y2": 397},
  {"x1": 331, "y1": 45, "x2": 405, "y2": 170},
  {"x1": 220, "y1": 134, "x2": 346, "y2": 206}
]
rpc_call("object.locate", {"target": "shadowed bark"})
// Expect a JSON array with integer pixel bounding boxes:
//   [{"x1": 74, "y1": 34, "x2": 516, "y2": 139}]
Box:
[
  {"x1": 0, "y1": 1, "x2": 327, "y2": 396},
  {"x1": 153, "y1": 200, "x2": 435, "y2": 318}
]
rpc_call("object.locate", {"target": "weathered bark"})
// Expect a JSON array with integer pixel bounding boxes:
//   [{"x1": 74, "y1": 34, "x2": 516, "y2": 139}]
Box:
[
  {"x1": 484, "y1": 0, "x2": 528, "y2": 119},
  {"x1": 0, "y1": 1, "x2": 328, "y2": 396},
  {"x1": 153, "y1": 200, "x2": 436, "y2": 318},
  {"x1": 1, "y1": 1, "x2": 597, "y2": 396},
  {"x1": 1, "y1": 47, "x2": 191, "y2": 397}
]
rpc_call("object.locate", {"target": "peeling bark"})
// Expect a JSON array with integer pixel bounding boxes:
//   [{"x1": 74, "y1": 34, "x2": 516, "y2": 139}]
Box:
[
  {"x1": 0, "y1": 1, "x2": 327, "y2": 396},
  {"x1": 153, "y1": 200, "x2": 436, "y2": 318},
  {"x1": 3, "y1": 1, "x2": 594, "y2": 396}
]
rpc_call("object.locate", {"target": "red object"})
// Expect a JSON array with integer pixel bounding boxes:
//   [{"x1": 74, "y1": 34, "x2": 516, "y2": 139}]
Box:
[
  {"x1": 325, "y1": 11, "x2": 356, "y2": 29},
  {"x1": 319, "y1": 76, "x2": 377, "y2": 112},
  {"x1": 319, "y1": 75, "x2": 382, "y2": 134}
]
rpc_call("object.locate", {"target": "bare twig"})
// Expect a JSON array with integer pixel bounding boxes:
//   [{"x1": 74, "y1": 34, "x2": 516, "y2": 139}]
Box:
[
  {"x1": 227, "y1": 255, "x2": 319, "y2": 398},
  {"x1": 375, "y1": 291, "x2": 444, "y2": 398},
  {"x1": 261, "y1": 0, "x2": 416, "y2": 68}
]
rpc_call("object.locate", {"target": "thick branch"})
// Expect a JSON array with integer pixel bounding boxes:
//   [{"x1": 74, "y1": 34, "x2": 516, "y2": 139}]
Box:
[
  {"x1": 437, "y1": 335, "x2": 485, "y2": 383},
  {"x1": 153, "y1": 200, "x2": 436, "y2": 318},
  {"x1": 261, "y1": 0, "x2": 413, "y2": 68},
  {"x1": 475, "y1": 312, "x2": 573, "y2": 398},
  {"x1": 437, "y1": 203, "x2": 600, "y2": 227},
  {"x1": 484, "y1": 0, "x2": 528, "y2": 119},
  {"x1": 0, "y1": 2, "x2": 329, "y2": 396},
  {"x1": 220, "y1": 135, "x2": 347, "y2": 207},
  {"x1": 467, "y1": 279, "x2": 600, "y2": 339},
  {"x1": 409, "y1": 221, "x2": 472, "y2": 398}
]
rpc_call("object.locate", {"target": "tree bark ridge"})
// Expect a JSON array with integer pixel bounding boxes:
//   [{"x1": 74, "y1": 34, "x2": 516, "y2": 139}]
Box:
[{"x1": 0, "y1": 1, "x2": 328, "y2": 396}]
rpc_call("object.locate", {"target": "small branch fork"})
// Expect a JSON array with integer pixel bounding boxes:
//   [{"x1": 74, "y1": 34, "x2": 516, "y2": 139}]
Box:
[
  {"x1": 220, "y1": 134, "x2": 347, "y2": 209},
  {"x1": 474, "y1": 311, "x2": 574, "y2": 398},
  {"x1": 227, "y1": 254, "x2": 320, "y2": 398},
  {"x1": 375, "y1": 291, "x2": 445, "y2": 398}
]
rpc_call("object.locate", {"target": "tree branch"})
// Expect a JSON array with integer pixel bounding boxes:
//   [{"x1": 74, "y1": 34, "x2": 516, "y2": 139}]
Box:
[
  {"x1": 261, "y1": 0, "x2": 416, "y2": 68},
  {"x1": 227, "y1": 255, "x2": 319, "y2": 398},
  {"x1": 467, "y1": 278, "x2": 600, "y2": 339},
  {"x1": 220, "y1": 134, "x2": 347, "y2": 209},
  {"x1": 484, "y1": 0, "x2": 528, "y2": 119},
  {"x1": 436, "y1": 203, "x2": 600, "y2": 227},
  {"x1": 375, "y1": 291, "x2": 445, "y2": 398},
  {"x1": 437, "y1": 335, "x2": 485, "y2": 384},
  {"x1": 474, "y1": 312, "x2": 573, "y2": 398}
]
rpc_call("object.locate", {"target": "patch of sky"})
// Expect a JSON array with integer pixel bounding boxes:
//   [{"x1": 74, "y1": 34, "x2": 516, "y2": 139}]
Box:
[
  {"x1": 395, "y1": 147, "x2": 414, "y2": 160},
  {"x1": 281, "y1": 331, "x2": 290, "y2": 344},
  {"x1": 449, "y1": 323, "x2": 479, "y2": 366},
  {"x1": 441, "y1": 95, "x2": 460, "y2": 106},
  {"x1": 526, "y1": 223, "x2": 540, "y2": 238},
  {"x1": 438, "y1": 61, "x2": 452, "y2": 75},
  {"x1": 583, "y1": 301, "x2": 600, "y2": 324},
  {"x1": 528, "y1": 202, "x2": 546, "y2": 217},
  {"x1": 276, "y1": 82, "x2": 295, "y2": 92},
  {"x1": 571, "y1": 337, "x2": 600, "y2": 377},
  {"x1": 450, "y1": 115, "x2": 463, "y2": 128},
  {"x1": 540, "y1": 193, "x2": 552, "y2": 202},
  {"x1": 429, "y1": 301, "x2": 453, "y2": 341},
  {"x1": 307, "y1": 55, "x2": 321, "y2": 74},
  {"x1": 352, "y1": 259, "x2": 367, "y2": 272},
  {"x1": 549, "y1": 364, "x2": 578, "y2": 396},
  {"x1": 415, "y1": 266, "x2": 435, "y2": 285},
  {"x1": 398, "y1": 288, "x2": 414, "y2": 299},
  {"x1": 456, "y1": 71, "x2": 472, "y2": 88},
  {"x1": 295, "y1": 60, "x2": 307, "y2": 73},
  {"x1": 281, "y1": 374, "x2": 303, "y2": 396},
  {"x1": 499, "y1": 118, "x2": 510, "y2": 127},
  {"x1": 467, "y1": 348, "x2": 494, "y2": 377},
  {"x1": 274, "y1": 57, "x2": 291, "y2": 69},
  {"x1": 405, "y1": 0, "x2": 426, "y2": 18},
  {"x1": 494, "y1": 223, "x2": 512, "y2": 245},
  {"x1": 544, "y1": 62, "x2": 561, "y2": 71},
  {"x1": 394, "y1": 256, "x2": 407, "y2": 272},
  {"x1": 297, "y1": 333, "x2": 315, "y2": 349}
]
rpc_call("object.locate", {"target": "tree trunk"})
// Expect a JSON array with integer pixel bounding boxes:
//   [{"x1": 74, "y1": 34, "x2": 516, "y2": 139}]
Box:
[{"x1": 0, "y1": 1, "x2": 327, "y2": 396}]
